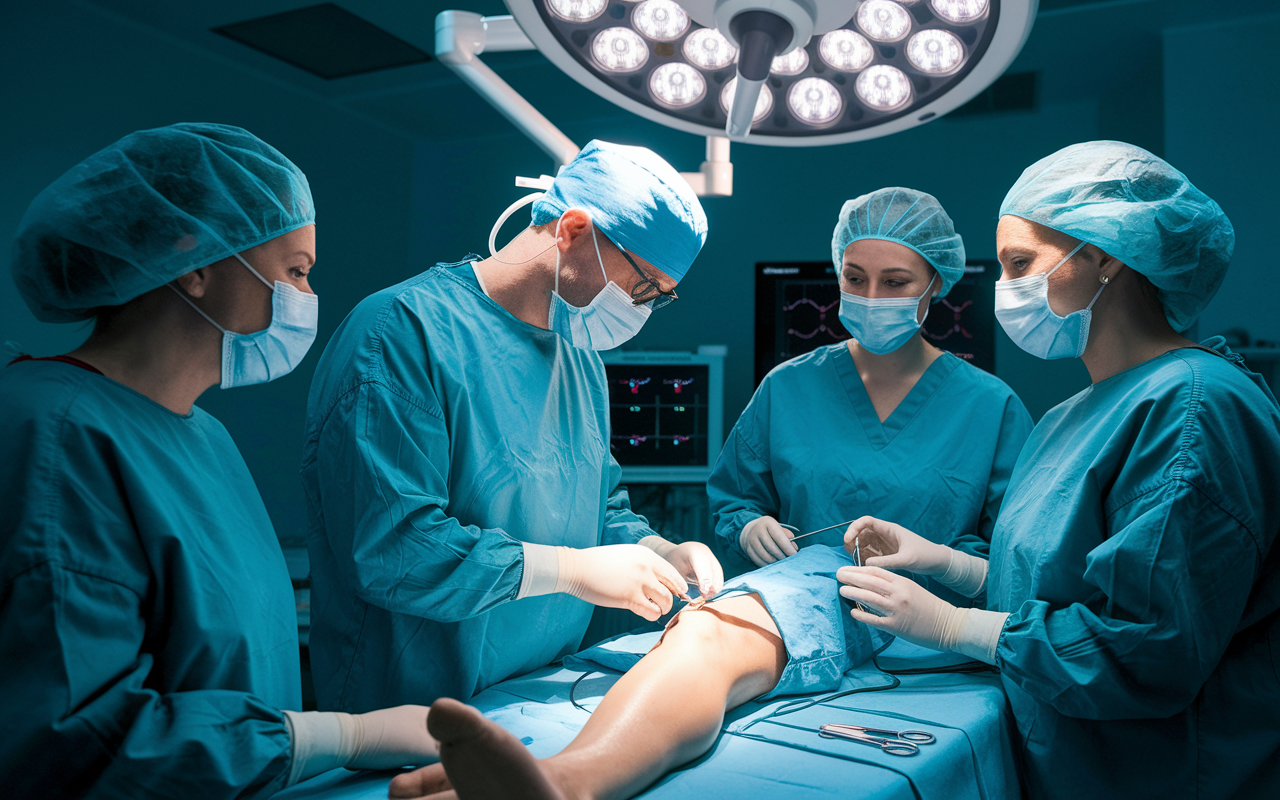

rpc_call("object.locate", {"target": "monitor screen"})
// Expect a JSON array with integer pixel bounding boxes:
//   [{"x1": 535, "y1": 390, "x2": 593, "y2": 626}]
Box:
[
  {"x1": 754, "y1": 260, "x2": 998, "y2": 384},
  {"x1": 607, "y1": 363, "x2": 710, "y2": 468}
]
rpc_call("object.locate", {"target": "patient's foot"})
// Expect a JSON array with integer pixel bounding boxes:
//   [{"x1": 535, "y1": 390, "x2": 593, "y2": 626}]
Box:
[{"x1": 389, "y1": 697, "x2": 567, "y2": 800}]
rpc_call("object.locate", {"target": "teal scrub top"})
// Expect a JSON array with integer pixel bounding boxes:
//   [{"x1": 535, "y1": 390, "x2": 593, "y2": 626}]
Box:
[
  {"x1": 708, "y1": 343, "x2": 1033, "y2": 602},
  {"x1": 301, "y1": 260, "x2": 655, "y2": 712},
  {"x1": 0, "y1": 360, "x2": 298, "y2": 799},
  {"x1": 989, "y1": 340, "x2": 1280, "y2": 799}
]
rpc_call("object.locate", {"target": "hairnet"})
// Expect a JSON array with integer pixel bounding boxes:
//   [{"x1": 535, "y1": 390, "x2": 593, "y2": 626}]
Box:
[
  {"x1": 831, "y1": 187, "x2": 966, "y2": 298},
  {"x1": 12, "y1": 122, "x2": 314, "y2": 322},
  {"x1": 531, "y1": 140, "x2": 707, "y2": 283},
  {"x1": 1000, "y1": 140, "x2": 1234, "y2": 332}
]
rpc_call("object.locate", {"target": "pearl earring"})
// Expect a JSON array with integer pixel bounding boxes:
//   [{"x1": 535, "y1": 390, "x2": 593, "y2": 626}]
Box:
[{"x1": 1100, "y1": 275, "x2": 1110, "y2": 284}]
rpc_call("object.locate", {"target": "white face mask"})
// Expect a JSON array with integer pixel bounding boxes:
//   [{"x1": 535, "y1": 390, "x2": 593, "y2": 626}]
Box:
[
  {"x1": 548, "y1": 225, "x2": 651, "y2": 351},
  {"x1": 838, "y1": 273, "x2": 937, "y2": 355},
  {"x1": 994, "y1": 240, "x2": 1103, "y2": 360},
  {"x1": 170, "y1": 253, "x2": 318, "y2": 388}
]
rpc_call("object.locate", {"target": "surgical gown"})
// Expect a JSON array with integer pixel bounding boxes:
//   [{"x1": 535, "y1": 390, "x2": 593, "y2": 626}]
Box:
[
  {"x1": 989, "y1": 340, "x2": 1280, "y2": 799},
  {"x1": 708, "y1": 343, "x2": 1032, "y2": 602},
  {"x1": 301, "y1": 259, "x2": 655, "y2": 712},
  {"x1": 0, "y1": 359, "x2": 299, "y2": 798}
]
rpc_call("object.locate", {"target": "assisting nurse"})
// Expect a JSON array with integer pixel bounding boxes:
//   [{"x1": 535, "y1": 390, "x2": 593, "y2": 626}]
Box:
[
  {"x1": 840, "y1": 142, "x2": 1280, "y2": 798},
  {"x1": 0, "y1": 124, "x2": 438, "y2": 797}
]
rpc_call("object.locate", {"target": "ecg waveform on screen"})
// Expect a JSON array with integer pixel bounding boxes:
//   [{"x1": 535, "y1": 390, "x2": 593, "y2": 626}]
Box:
[
  {"x1": 781, "y1": 289, "x2": 849, "y2": 344},
  {"x1": 924, "y1": 299, "x2": 974, "y2": 342},
  {"x1": 606, "y1": 366, "x2": 709, "y2": 466}
]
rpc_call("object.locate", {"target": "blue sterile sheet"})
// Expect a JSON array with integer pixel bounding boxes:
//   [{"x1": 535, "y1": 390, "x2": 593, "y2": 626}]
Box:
[{"x1": 276, "y1": 634, "x2": 1021, "y2": 800}]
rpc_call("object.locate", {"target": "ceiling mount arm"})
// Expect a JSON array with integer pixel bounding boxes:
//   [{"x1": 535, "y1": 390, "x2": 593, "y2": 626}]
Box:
[{"x1": 435, "y1": 11, "x2": 580, "y2": 168}]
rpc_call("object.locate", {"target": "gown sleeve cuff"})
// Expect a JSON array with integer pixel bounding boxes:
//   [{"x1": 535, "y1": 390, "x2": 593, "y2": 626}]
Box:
[
  {"x1": 283, "y1": 710, "x2": 354, "y2": 786},
  {"x1": 951, "y1": 608, "x2": 1009, "y2": 665},
  {"x1": 937, "y1": 549, "x2": 990, "y2": 598},
  {"x1": 517, "y1": 542, "x2": 560, "y2": 599}
]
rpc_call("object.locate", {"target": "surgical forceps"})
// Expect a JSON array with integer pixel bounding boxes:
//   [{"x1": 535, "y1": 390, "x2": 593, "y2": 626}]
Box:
[
  {"x1": 779, "y1": 518, "x2": 859, "y2": 543},
  {"x1": 819, "y1": 723, "x2": 936, "y2": 757}
]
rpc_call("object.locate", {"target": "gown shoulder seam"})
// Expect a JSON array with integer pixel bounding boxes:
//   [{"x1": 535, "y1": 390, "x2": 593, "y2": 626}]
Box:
[{"x1": 2, "y1": 558, "x2": 145, "y2": 599}]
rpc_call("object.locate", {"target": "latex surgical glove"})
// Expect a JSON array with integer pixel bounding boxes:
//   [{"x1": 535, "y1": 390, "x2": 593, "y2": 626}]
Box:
[
  {"x1": 556, "y1": 544, "x2": 688, "y2": 621},
  {"x1": 284, "y1": 705, "x2": 438, "y2": 786},
  {"x1": 640, "y1": 535, "x2": 724, "y2": 599},
  {"x1": 837, "y1": 566, "x2": 1007, "y2": 664},
  {"x1": 844, "y1": 516, "x2": 989, "y2": 597},
  {"x1": 739, "y1": 515, "x2": 798, "y2": 567}
]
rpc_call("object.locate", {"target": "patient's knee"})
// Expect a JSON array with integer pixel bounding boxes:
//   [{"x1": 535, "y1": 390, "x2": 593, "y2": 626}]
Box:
[{"x1": 663, "y1": 594, "x2": 783, "y2": 661}]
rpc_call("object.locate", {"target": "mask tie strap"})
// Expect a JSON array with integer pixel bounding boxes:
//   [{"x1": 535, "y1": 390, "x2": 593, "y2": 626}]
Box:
[
  {"x1": 590, "y1": 226, "x2": 609, "y2": 284},
  {"x1": 167, "y1": 283, "x2": 228, "y2": 334},
  {"x1": 1046, "y1": 240, "x2": 1089, "y2": 278},
  {"x1": 915, "y1": 272, "x2": 939, "y2": 325}
]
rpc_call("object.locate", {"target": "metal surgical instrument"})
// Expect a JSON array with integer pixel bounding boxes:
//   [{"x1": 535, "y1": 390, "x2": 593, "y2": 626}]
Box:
[
  {"x1": 780, "y1": 518, "x2": 860, "y2": 542},
  {"x1": 819, "y1": 723, "x2": 935, "y2": 757}
]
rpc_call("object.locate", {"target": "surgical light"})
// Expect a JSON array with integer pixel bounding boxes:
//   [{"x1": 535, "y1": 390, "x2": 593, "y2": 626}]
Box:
[
  {"x1": 906, "y1": 29, "x2": 965, "y2": 74},
  {"x1": 632, "y1": 0, "x2": 690, "y2": 43},
  {"x1": 721, "y1": 77, "x2": 773, "y2": 124},
  {"x1": 649, "y1": 62, "x2": 706, "y2": 108},
  {"x1": 592, "y1": 27, "x2": 649, "y2": 73},
  {"x1": 856, "y1": 64, "x2": 912, "y2": 110},
  {"x1": 683, "y1": 28, "x2": 736, "y2": 70},
  {"x1": 770, "y1": 47, "x2": 809, "y2": 76},
  {"x1": 787, "y1": 78, "x2": 842, "y2": 126},
  {"x1": 546, "y1": 0, "x2": 606, "y2": 23},
  {"x1": 818, "y1": 29, "x2": 874, "y2": 72},
  {"x1": 857, "y1": 0, "x2": 912, "y2": 43},
  {"x1": 931, "y1": 0, "x2": 991, "y2": 24},
  {"x1": 437, "y1": 1, "x2": 1040, "y2": 154}
]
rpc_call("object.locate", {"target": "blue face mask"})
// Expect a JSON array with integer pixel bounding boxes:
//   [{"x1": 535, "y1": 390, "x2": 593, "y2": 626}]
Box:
[
  {"x1": 838, "y1": 273, "x2": 937, "y2": 355},
  {"x1": 548, "y1": 226, "x2": 651, "y2": 351},
  {"x1": 171, "y1": 253, "x2": 319, "y2": 388},
  {"x1": 994, "y1": 241, "x2": 1104, "y2": 360}
]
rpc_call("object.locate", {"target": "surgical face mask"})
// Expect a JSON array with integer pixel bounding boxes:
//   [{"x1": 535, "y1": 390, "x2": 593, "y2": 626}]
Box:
[
  {"x1": 170, "y1": 253, "x2": 319, "y2": 388},
  {"x1": 548, "y1": 226, "x2": 651, "y2": 351},
  {"x1": 994, "y1": 241, "x2": 1104, "y2": 360},
  {"x1": 838, "y1": 274, "x2": 937, "y2": 355}
]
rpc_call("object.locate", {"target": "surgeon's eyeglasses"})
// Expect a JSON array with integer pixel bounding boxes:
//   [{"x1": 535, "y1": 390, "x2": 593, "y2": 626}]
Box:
[{"x1": 616, "y1": 244, "x2": 678, "y2": 311}]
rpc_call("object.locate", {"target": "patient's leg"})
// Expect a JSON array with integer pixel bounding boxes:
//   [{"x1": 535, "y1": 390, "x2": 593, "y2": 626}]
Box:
[{"x1": 389, "y1": 594, "x2": 786, "y2": 800}]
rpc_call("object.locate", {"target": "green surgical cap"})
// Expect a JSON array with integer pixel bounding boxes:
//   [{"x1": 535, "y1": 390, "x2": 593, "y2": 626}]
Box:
[
  {"x1": 831, "y1": 187, "x2": 966, "y2": 298},
  {"x1": 531, "y1": 140, "x2": 707, "y2": 282},
  {"x1": 1000, "y1": 140, "x2": 1234, "y2": 333},
  {"x1": 12, "y1": 122, "x2": 314, "y2": 322}
]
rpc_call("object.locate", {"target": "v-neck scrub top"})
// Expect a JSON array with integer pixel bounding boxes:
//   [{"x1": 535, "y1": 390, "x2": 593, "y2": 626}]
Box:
[{"x1": 708, "y1": 343, "x2": 1032, "y2": 602}]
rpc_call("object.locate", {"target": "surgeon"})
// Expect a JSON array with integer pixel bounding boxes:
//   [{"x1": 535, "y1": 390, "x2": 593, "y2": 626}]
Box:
[
  {"x1": 839, "y1": 142, "x2": 1280, "y2": 798},
  {"x1": 0, "y1": 123, "x2": 438, "y2": 798},
  {"x1": 301, "y1": 140, "x2": 721, "y2": 712},
  {"x1": 709, "y1": 187, "x2": 1031, "y2": 603}
]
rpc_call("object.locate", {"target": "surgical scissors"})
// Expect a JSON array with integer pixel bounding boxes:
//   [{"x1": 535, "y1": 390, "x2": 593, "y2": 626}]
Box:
[{"x1": 819, "y1": 723, "x2": 936, "y2": 757}]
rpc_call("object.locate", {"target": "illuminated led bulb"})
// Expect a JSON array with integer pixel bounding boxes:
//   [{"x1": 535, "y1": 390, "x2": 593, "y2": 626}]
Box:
[
  {"x1": 770, "y1": 47, "x2": 810, "y2": 76},
  {"x1": 855, "y1": 64, "x2": 912, "y2": 110},
  {"x1": 930, "y1": 0, "x2": 989, "y2": 23},
  {"x1": 819, "y1": 29, "x2": 874, "y2": 72},
  {"x1": 906, "y1": 29, "x2": 965, "y2": 74},
  {"x1": 649, "y1": 62, "x2": 706, "y2": 108},
  {"x1": 857, "y1": 0, "x2": 912, "y2": 42},
  {"x1": 720, "y1": 78, "x2": 773, "y2": 124},
  {"x1": 547, "y1": 0, "x2": 607, "y2": 23},
  {"x1": 787, "y1": 77, "x2": 842, "y2": 126},
  {"x1": 632, "y1": 0, "x2": 690, "y2": 42},
  {"x1": 683, "y1": 28, "x2": 736, "y2": 69},
  {"x1": 592, "y1": 27, "x2": 649, "y2": 73}
]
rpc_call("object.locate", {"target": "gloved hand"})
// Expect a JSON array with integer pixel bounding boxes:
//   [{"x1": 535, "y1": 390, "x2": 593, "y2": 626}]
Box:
[
  {"x1": 640, "y1": 536, "x2": 724, "y2": 599},
  {"x1": 739, "y1": 515, "x2": 798, "y2": 567},
  {"x1": 844, "y1": 516, "x2": 988, "y2": 597},
  {"x1": 836, "y1": 566, "x2": 1007, "y2": 663},
  {"x1": 557, "y1": 544, "x2": 688, "y2": 621},
  {"x1": 284, "y1": 705, "x2": 438, "y2": 786}
]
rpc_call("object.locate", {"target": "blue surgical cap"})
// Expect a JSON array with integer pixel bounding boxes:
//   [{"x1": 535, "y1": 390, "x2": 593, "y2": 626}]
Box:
[
  {"x1": 1000, "y1": 140, "x2": 1234, "y2": 333},
  {"x1": 831, "y1": 187, "x2": 966, "y2": 298},
  {"x1": 12, "y1": 122, "x2": 314, "y2": 322},
  {"x1": 531, "y1": 140, "x2": 707, "y2": 283}
]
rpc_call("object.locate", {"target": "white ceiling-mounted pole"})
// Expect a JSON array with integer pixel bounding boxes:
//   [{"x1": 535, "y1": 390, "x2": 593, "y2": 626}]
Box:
[{"x1": 434, "y1": 10, "x2": 734, "y2": 195}]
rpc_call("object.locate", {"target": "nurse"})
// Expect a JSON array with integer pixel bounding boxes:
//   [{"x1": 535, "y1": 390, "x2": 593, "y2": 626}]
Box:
[
  {"x1": 709, "y1": 187, "x2": 1032, "y2": 603},
  {"x1": 0, "y1": 124, "x2": 437, "y2": 798},
  {"x1": 301, "y1": 140, "x2": 721, "y2": 712},
  {"x1": 840, "y1": 142, "x2": 1280, "y2": 798}
]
